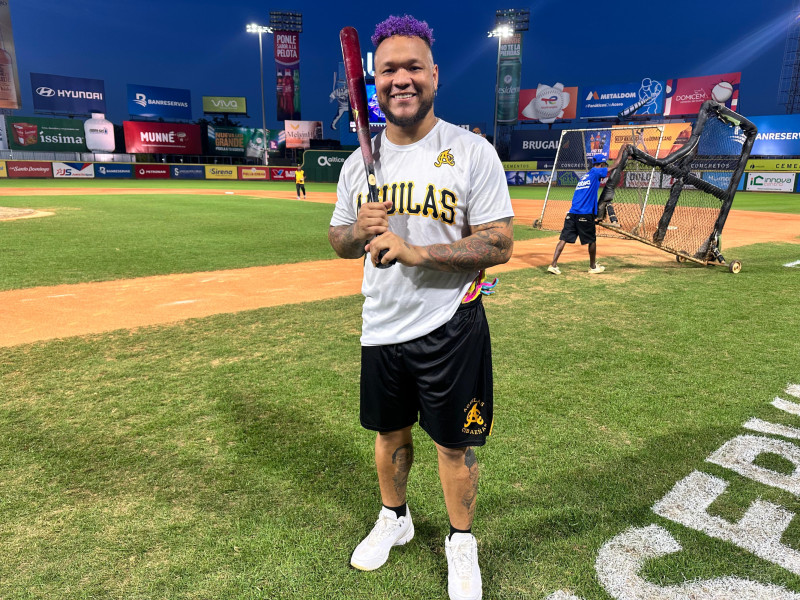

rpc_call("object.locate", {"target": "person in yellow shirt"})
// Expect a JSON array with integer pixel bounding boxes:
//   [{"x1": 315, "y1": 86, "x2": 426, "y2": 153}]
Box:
[{"x1": 295, "y1": 166, "x2": 306, "y2": 200}]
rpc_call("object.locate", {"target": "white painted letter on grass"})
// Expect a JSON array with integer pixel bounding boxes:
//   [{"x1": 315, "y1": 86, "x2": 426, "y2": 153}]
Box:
[
  {"x1": 707, "y1": 435, "x2": 800, "y2": 496},
  {"x1": 653, "y1": 470, "x2": 800, "y2": 575},
  {"x1": 596, "y1": 524, "x2": 800, "y2": 599}
]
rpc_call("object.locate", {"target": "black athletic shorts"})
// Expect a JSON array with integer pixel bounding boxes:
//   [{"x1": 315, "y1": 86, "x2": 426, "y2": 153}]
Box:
[
  {"x1": 360, "y1": 298, "x2": 493, "y2": 448},
  {"x1": 559, "y1": 213, "x2": 596, "y2": 245}
]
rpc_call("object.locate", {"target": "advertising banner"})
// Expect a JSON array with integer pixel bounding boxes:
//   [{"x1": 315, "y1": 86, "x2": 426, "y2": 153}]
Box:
[
  {"x1": 134, "y1": 165, "x2": 170, "y2": 179},
  {"x1": 94, "y1": 163, "x2": 133, "y2": 179},
  {"x1": 746, "y1": 158, "x2": 800, "y2": 172},
  {"x1": 748, "y1": 115, "x2": 800, "y2": 157},
  {"x1": 330, "y1": 62, "x2": 349, "y2": 131},
  {"x1": 6, "y1": 116, "x2": 86, "y2": 152},
  {"x1": 0, "y1": 160, "x2": 6, "y2": 177},
  {"x1": 0, "y1": 1, "x2": 21, "y2": 110},
  {"x1": 624, "y1": 170, "x2": 659, "y2": 188},
  {"x1": 659, "y1": 170, "x2": 700, "y2": 189},
  {"x1": 239, "y1": 166, "x2": 270, "y2": 180},
  {"x1": 267, "y1": 129, "x2": 285, "y2": 155},
  {"x1": 204, "y1": 165, "x2": 237, "y2": 180},
  {"x1": 518, "y1": 84, "x2": 576, "y2": 123},
  {"x1": 7, "y1": 160, "x2": 52, "y2": 178},
  {"x1": 202, "y1": 96, "x2": 247, "y2": 114},
  {"x1": 30, "y1": 73, "x2": 106, "y2": 114},
  {"x1": 609, "y1": 123, "x2": 692, "y2": 159},
  {"x1": 582, "y1": 79, "x2": 664, "y2": 119},
  {"x1": 285, "y1": 120, "x2": 322, "y2": 149},
  {"x1": 303, "y1": 150, "x2": 350, "y2": 182},
  {"x1": 502, "y1": 161, "x2": 538, "y2": 171},
  {"x1": 269, "y1": 167, "x2": 296, "y2": 181},
  {"x1": 0, "y1": 115, "x2": 7, "y2": 149},
  {"x1": 208, "y1": 125, "x2": 269, "y2": 159},
  {"x1": 701, "y1": 171, "x2": 744, "y2": 192},
  {"x1": 53, "y1": 162, "x2": 94, "y2": 178},
  {"x1": 556, "y1": 171, "x2": 580, "y2": 187},
  {"x1": 128, "y1": 84, "x2": 192, "y2": 120},
  {"x1": 496, "y1": 33, "x2": 522, "y2": 126},
  {"x1": 527, "y1": 171, "x2": 551, "y2": 185},
  {"x1": 170, "y1": 165, "x2": 205, "y2": 179},
  {"x1": 664, "y1": 72, "x2": 741, "y2": 116},
  {"x1": 508, "y1": 129, "x2": 561, "y2": 161},
  {"x1": 584, "y1": 129, "x2": 611, "y2": 161},
  {"x1": 746, "y1": 172, "x2": 796, "y2": 192},
  {"x1": 123, "y1": 121, "x2": 201, "y2": 154},
  {"x1": 506, "y1": 171, "x2": 526, "y2": 186},
  {"x1": 274, "y1": 31, "x2": 301, "y2": 121}
]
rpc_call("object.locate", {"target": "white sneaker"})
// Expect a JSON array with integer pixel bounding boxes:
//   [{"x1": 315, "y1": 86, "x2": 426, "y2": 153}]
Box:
[
  {"x1": 350, "y1": 507, "x2": 414, "y2": 571},
  {"x1": 445, "y1": 533, "x2": 482, "y2": 600},
  {"x1": 588, "y1": 264, "x2": 606, "y2": 274},
  {"x1": 547, "y1": 265, "x2": 561, "y2": 275}
]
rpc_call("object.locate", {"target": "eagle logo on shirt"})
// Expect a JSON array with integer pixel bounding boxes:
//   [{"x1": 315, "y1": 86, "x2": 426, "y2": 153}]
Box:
[{"x1": 434, "y1": 149, "x2": 455, "y2": 168}]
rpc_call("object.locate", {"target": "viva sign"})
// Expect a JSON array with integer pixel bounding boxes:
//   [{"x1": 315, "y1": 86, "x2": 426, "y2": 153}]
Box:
[{"x1": 202, "y1": 96, "x2": 247, "y2": 114}]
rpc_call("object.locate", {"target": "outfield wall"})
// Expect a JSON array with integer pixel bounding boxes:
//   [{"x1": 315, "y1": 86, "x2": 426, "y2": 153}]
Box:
[
  {"x1": 0, "y1": 150, "x2": 353, "y2": 183},
  {"x1": 503, "y1": 159, "x2": 800, "y2": 193},
  {"x1": 0, "y1": 159, "x2": 300, "y2": 182}
]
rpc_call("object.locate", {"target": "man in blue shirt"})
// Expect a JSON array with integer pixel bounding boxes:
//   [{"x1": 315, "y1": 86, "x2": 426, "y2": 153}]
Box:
[{"x1": 548, "y1": 153, "x2": 620, "y2": 274}]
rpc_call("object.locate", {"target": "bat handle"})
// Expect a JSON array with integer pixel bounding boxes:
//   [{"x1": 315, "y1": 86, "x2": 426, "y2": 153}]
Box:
[{"x1": 376, "y1": 247, "x2": 396, "y2": 269}]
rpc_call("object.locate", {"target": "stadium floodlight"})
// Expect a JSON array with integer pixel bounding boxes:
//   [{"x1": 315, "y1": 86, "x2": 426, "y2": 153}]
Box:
[
  {"x1": 489, "y1": 8, "x2": 529, "y2": 149},
  {"x1": 246, "y1": 23, "x2": 274, "y2": 166},
  {"x1": 269, "y1": 11, "x2": 303, "y2": 33}
]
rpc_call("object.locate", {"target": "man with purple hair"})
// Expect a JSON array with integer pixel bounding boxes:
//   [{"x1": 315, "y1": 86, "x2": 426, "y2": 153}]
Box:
[{"x1": 329, "y1": 14, "x2": 514, "y2": 600}]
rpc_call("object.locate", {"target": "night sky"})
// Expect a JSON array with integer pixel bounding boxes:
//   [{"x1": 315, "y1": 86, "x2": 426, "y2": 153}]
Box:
[{"x1": 8, "y1": 0, "x2": 797, "y2": 143}]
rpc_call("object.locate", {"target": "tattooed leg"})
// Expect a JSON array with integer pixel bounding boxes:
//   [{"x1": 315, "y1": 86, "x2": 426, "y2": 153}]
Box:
[
  {"x1": 436, "y1": 444, "x2": 479, "y2": 530},
  {"x1": 375, "y1": 426, "x2": 414, "y2": 506}
]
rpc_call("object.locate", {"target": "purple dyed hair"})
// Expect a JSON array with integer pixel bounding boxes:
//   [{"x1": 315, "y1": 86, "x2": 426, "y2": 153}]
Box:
[{"x1": 371, "y1": 15, "x2": 435, "y2": 48}]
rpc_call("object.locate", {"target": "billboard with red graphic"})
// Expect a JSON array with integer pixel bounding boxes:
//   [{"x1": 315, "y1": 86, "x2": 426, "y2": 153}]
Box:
[
  {"x1": 269, "y1": 167, "x2": 296, "y2": 181},
  {"x1": 664, "y1": 72, "x2": 740, "y2": 116},
  {"x1": 134, "y1": 164, "x2": 170, "y2": 179},
  {"x1": 518, "y1": 85, "x2": 578, "y2": 123},
  {"x1": 123, "y1": 121, "x2": 202, "y2": 154}
]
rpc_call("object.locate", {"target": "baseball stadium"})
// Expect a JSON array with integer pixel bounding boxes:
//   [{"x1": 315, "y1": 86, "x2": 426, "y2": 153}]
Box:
[{"x1": 1, "y1": 3, "x2": 800, "y2": 600}]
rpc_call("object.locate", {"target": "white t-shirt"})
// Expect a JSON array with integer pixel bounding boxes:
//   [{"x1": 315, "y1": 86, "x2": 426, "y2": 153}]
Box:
[{"x1": 331, "y1": 120, "x2": 514, "y2": 346}]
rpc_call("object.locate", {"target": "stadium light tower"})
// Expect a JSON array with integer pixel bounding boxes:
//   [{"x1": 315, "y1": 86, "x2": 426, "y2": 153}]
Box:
[
  {"x1": 247, "y1": 22, "x2": 273, "y2": 165},
  {"x1": 778, "y1": 0, "x2": 800, "y2": 113},
  {"x1": 488, "y1": 9, "x2": 529, "y2": 152}
]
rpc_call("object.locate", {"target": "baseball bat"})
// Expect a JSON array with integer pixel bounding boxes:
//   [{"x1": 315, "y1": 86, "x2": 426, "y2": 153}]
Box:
[
  {"x1": 617, "y1": 91, "x2": 659, "y2": 119},
  {"x1": 339, "y1": 26, "x2": 395, "y2": 268}
]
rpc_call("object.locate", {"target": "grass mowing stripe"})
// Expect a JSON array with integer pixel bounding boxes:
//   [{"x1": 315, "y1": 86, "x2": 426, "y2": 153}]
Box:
[
  {"x1": 0, "y1": 193, "x2": 338, "y2": 289},
  {"x1": 1, "y1": 241, "x2": 799, "y2": 598}
]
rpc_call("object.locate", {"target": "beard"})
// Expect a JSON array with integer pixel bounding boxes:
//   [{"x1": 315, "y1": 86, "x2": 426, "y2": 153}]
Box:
[{"x1": 378, "y1": 91, "x2": 435, "y2": 128}]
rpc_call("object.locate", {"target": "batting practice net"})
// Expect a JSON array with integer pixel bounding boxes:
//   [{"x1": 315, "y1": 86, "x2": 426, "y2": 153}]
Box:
[
  {"x1": 534, "y1": 125, "x2": 666, "y2": 238},
  {"x1": 535, "y1": 102, "x2": 758, "y2": 270}
]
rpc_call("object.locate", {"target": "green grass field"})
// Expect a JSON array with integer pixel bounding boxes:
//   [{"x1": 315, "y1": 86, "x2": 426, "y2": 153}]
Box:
[{"x1": 1, "y1": 180, "x2": 800, "y2": 598}]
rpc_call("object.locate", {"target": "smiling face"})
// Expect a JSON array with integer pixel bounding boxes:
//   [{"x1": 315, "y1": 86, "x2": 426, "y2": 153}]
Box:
[{"x1": 374, "y1": 35, "x2": 438, "y2": 135}]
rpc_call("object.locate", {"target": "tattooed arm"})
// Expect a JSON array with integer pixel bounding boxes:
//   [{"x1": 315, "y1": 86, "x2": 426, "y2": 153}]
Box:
[
  {"x1": 329, "y1": 199, "x2": 394, "y2": 259},
  {"x1": 365, "y1": 217, "x2": 514, "y2": 272}
]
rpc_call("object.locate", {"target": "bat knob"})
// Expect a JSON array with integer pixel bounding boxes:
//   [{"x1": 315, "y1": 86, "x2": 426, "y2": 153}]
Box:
[{"x1": 377, "y1": 249, "x2": 396, "y2": 269}]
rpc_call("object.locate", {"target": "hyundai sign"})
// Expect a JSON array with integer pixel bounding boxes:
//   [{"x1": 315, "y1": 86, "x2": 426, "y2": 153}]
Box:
[
  {"x1": 127, "y1": 84, "x2": 192, "y2": 120},
  {"x1": 30, "y1": 73, "x2": 106, "y2": 114}
]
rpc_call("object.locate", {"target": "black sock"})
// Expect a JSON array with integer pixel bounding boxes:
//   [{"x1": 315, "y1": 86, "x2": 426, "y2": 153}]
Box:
[
  {"x1": 383, "y1": 503, "x2": 407, "y2": 519},
  {"x1": 449, "y1": 524, "x2": 472, "y2": 539}
]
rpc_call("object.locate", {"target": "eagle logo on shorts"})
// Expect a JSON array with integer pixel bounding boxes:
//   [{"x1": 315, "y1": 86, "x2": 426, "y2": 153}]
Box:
[
  {"x1": 464, "y1": 404, "x2": 484, "y2": 428},
  {"x1": 434, "y1": 149, "x2": 455, "y2": 168}
]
